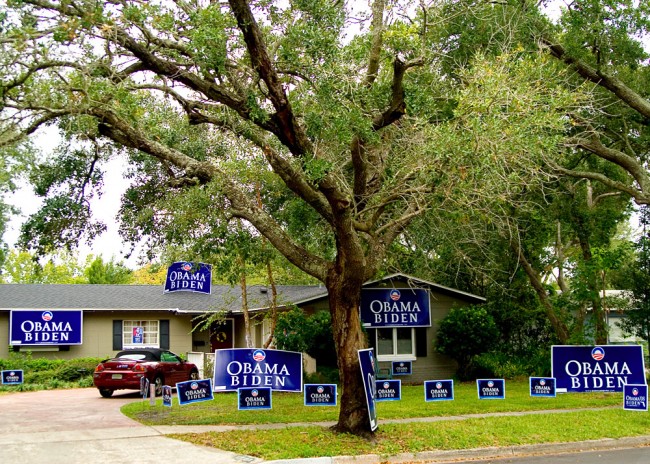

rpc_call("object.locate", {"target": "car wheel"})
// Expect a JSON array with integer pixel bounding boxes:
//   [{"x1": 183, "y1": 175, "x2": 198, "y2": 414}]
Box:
[
  {"x1": 99, "y1": 388, "x2": 114, "y2": 398},
  {"x1": 153, "y1": 375, "x2": 164, "y2": 396},
  {"x1": 190, "y1": 369, "x2": 199, "y2": 380}
]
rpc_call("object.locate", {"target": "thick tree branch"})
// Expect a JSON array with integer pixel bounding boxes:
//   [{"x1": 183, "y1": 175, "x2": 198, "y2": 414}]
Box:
[
  {"x1": 541, "y1": 38, "x2": 650, "y2": 120},
  {"x1": 228, "y1": 0, "x2": 313, "y2": 156}
]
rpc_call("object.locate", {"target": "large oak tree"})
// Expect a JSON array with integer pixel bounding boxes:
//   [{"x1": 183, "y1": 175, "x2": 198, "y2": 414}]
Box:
[{"x1": 1, "y1": 0, "x2": 576, "y2": 434}]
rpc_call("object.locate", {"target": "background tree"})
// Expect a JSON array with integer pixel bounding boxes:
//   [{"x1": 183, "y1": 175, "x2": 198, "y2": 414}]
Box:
[
  {"x1": 84, "y1": 255, "x2": 133, "y2": 284},
  {"x1": 619, "y1": 205, "x2": 650, "y2": 346}
]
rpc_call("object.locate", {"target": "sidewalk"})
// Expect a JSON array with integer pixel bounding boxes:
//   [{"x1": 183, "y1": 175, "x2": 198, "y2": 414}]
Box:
[{"x1": 1, "y1": 389, "x2": 648, "y2": 464}]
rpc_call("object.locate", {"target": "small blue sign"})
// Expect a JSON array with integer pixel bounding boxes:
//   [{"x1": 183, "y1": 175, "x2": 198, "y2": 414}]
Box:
[
  {"x1": 477, "y1": 379, "x2": 505, "y2": 399},
  {"x1": 392, "y1": 361, "x2": 412, "y2": 376},
  {"x1": 424, "y1": 380, "x2": 454, "y2": 401},
  {"x1": 213, "y1": 348, "x2": 303, "y2": 392},
  {"x1": 162, "y1": 385, "x2": 173, "y2": 407},
  {"x1": 530, "y1": 377, "x2": 556, "y2": 397},
  {"x1": 304, "y1": 384, "x2": 337, "y2": 406},
  {"x1": 140, "y1": 377, "x2": 150, "y2": 399},
  {"x1": 164, "y1": 261, "x2": 212, "y2": 294},
  {"x1": 10, "y1": 310, "x2": 83, "y2": 345},
  {"x1": 358, "y1": 348, "x2": 378, "y2": 431},
  {"x1": 360, "y1": 288, "x2": 431, "y2": 328},
  {"x1": 624, "y1": 384, "x2": 648, "y2": 411},
  {"x1": 375, "y1": 379, "x2": 401, "y2": 401},
  {"x1": 132, "y1": 327, "x2": 143, "y2": 344},
  {"x1": 176, "y1": 379, "x2": 214, "y2": 405},
  {"x1": 1, "y1": 370, "x2": 24, "y2": 385},
  {"x1": 552, "y1": 345, "x2": 646, "y2": 393},
  {"x1": 238, "y1": 387, "x2": 272, "y2": 410}
]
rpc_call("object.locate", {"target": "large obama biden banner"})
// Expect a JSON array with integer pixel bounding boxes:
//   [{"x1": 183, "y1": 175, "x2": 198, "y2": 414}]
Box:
[
  {"x1": 360, "y1": 288, "x2": 430, "y2": 328},
  {"x1": 10, "y1": 310, "x2": 83, "y2": 345},
  {"x1": 552, "y1": 345, "x2": 646, "y2": 393},
  {"x1": 213, "y1": 348, "x2": 303, "y2": 392}
]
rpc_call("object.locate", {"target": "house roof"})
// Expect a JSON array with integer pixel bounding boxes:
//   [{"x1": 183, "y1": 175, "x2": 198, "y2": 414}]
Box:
[
  {"x1": 0, "y1": 273, "x2": 484, "y2": 313},
  {"x1": 0, "y1": 283, "x2": 327, "y2": 314}
]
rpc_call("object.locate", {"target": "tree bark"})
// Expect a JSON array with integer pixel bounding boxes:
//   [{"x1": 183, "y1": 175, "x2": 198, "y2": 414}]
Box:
[{"x1": 326, "y1": 267, "x2": 371, "y2": 435}]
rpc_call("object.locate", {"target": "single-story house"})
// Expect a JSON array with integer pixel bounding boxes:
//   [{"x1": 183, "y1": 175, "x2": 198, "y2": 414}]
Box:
[{"x1": 0, "y1": 273, "x2": 485, "y2": 382}]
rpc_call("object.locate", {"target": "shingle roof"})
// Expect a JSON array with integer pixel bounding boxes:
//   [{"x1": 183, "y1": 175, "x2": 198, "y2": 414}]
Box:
[
  {"x1": 0, "y1": 283, "x2": 328, "y2": 314},
  {"x1": 0, "y1": 273, "x2": 484, "y2": 313}
]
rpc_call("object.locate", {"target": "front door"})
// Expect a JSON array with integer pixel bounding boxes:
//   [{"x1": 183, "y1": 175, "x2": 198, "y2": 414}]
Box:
[{"x1": 210, "y1": 319, "x2": 234, "y2": 352}]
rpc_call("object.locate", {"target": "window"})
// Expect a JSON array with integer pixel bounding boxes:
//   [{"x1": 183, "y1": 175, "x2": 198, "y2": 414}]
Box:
[
  {"x1": 376, "y1": 327, "x2": 415, "y2": 361},
  {"x1": 123, "y1": 320, "x2": 159, "y2": 348}
]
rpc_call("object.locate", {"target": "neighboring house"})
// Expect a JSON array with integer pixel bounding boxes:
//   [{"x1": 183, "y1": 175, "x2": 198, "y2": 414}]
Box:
[
  {"x1": 601, "y1": 289, "x2": 644, "y2": 344},
  {"x1": 0, "y1": 273, "x2": 485, "y2": 383}
]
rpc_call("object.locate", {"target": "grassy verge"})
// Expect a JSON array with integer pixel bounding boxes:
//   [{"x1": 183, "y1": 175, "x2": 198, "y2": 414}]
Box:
[
  {"x1": 168, "y1": 409, "x2": 650, "y2": 460},
  {"x1": 122, "y1": 381, "x2": 623, "y2": 425},
  {"x1": 120, "y1": 381, "x2": 650, "y2": 460}
]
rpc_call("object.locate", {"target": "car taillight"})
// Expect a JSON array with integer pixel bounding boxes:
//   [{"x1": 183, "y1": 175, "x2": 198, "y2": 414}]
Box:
[
  {"x1": 133, "y1": 364, "x2": 146, "y2": 372},
  {"x1": 94, "y1": 364, "x2": 105, "y2": 373}
]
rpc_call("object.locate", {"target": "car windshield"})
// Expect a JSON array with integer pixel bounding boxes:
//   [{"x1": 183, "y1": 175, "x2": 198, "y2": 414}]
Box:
[{"x1": 117, "y1": 354, "x2": 148, "y2": 361}]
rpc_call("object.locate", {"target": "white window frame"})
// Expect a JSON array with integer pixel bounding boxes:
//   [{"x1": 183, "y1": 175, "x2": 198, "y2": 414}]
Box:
[
  {"x1": 122, "y1": 320, "x2": 159, "y2": 349},
  {"x1": 375, "y1": 327, "x2": 416, "y2": 362}
]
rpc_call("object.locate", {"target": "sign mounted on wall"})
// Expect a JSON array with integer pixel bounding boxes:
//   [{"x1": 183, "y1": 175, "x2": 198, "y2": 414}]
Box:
[
  {"x1": 9, "y1": 310, "x2": 83, "y2": 345},
  {"x1": 213, "y1": 348, "x2": 303, "y2": 392},
  {"x1": 552, "y1": 345, "x2": 646, "y2": 393},
  {"x1": 360, "y1": 288, "x2": 430, "y2": 328},
  {"x1": 164, "y1": 261, "x2": 212, "y2": 294},
  {"x1": 392, "y1": 361, "x2": 412, "y2": 376}
]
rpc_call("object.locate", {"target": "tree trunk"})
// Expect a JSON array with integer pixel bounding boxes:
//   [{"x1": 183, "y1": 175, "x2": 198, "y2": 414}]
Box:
[{"x1": 326, "y1": 268, "x2": 372, "y2": 436}]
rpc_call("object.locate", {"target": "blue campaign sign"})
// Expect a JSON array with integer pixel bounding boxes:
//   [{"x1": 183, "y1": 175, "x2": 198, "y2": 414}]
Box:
[
  {"x1": 238, "y1": 387, "x2": 272, "y2": 410},
  {"x1": 132, "y1": 327, "x2": 143, "y2": 344},
  {"x1": 213, "y1": 348, "x2": 303, "y2": 392},
  {"x1": 530, "y1": 377, "x2": 556, "y2": 397},
  {"x1": 176, "y1": 379, "x2": 214, "y2": 405},
  {"x1": 1, "y1": 370, "x2": 24, "y2": 385},
  {"x1": 10, "y1": 310, "x2": 83, "y2": 345},
  {"x1": 552, "y1": 345, "x2": 646, "y2": 393},
  {"x1": 624, "y1": 384, "x2": 648, "y2": 411},
  {"x1": 424, "y1": 380, "x2": 454, "y2": 401},
  {"x1": 360, "y1": 288, "x2": 430, "y2": 328},
  {"x1": 162, "y1": 385, "x2": 173, "y2": 407},
  {"x1": 140, "y1": 377, "x2": 150, "y2": 399},
  {"x1": 164, "y1": 261, "x2": 212, "y2": 294},
  {"x1": 304, "y1": 384, "x2": 337, "y2": 406},
  {"x1": 358, "y1": 348, "x2": 378, "y2": 431},
  {"x1": 392, "y1": 361, "x2": 412, "y2": 376},
  {"x1": 477, "y1": 379, "x2": 505, "y2": 399},
  {"x1": 375, "y1": 379, "x2": 401, "y2": 401}
]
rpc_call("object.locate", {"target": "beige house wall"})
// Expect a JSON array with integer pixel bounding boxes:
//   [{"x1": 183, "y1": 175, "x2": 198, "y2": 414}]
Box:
[{"x1": 0, "y1": 310, "x2": 193, "y2": 360}]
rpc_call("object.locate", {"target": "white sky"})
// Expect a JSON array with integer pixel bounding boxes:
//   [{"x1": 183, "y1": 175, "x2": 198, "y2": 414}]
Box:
[{"x1": 2, "y1": 1, "x2": 647, "y2": 269}]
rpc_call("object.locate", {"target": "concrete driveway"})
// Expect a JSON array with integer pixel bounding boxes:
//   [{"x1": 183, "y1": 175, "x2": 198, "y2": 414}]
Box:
[{"x1": 0, "y1": 388, "x2": 259, "y2": 464}]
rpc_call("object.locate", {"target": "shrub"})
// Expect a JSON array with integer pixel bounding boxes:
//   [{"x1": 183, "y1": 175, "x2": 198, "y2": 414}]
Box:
[
  {"x1": 0, "y1": 353, "x2": 103, "y2": 392},
  {"x1": 436, "y1": 305, "x2": 499, "y2": 380}
]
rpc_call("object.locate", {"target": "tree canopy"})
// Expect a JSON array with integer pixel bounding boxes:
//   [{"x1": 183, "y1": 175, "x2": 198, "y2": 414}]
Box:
[{"x1": 1, "y1": 0, "x2": 648, "y2": 434}]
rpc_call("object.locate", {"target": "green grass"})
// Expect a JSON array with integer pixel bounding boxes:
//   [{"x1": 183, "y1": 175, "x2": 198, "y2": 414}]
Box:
[
  {"x1": 122, "y1": 381, "x2": 623, "y2": 425},
  {"x1": 121, "y1": 381, "x2": 650, "y2": 460},
  {"x1": 169, "y1": 409, "x2": 650, "y2": 460}
]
